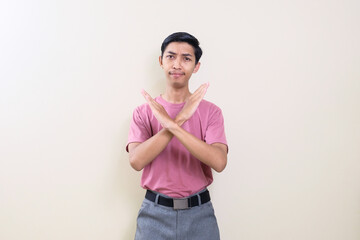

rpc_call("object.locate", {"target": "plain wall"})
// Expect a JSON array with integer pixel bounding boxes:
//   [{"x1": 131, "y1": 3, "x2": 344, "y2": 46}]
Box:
[{"x1": 1, "y1": 0, "x2": 359, "y2": 239}]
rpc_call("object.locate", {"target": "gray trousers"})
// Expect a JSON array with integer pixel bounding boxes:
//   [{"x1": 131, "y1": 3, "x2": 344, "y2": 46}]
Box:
[{"x1": 135, "y1": 190, "x2": 220, "y2": 240}]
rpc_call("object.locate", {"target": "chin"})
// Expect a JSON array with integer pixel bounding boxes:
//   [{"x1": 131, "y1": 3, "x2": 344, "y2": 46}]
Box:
[{"x1": 168, "y1": 80, "x2": 186, "y2": 88}]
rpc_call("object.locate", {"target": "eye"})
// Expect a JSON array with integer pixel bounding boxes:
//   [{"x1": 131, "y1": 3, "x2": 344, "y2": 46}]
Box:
[
  {"x1": 184, "y1": 57, "x2": 191, "y2": 61},
  {"x1": 166, "y1": 55, "x2": 175, "y2": 59}
]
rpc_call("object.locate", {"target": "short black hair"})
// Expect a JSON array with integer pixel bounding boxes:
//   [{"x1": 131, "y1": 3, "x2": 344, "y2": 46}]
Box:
[{"x1": 161, "y1": 32, "x2": 203, "y2": 64}]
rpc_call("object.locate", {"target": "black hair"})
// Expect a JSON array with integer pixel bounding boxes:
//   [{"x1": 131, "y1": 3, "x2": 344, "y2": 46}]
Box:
[{"x1": 161, "y1": 32, "x2": 203, "y2": 64}]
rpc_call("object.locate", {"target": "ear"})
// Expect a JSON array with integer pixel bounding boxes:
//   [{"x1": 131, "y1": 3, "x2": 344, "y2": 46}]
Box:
[
  {"x1": 193, "y1": 62, "x2": 201, "y2": 73},
  {"x1": 159, "y1": 56, "x2": 163, "y2": 68}
]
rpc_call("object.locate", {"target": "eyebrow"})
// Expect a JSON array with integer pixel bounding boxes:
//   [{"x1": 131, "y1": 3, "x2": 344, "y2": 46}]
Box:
[{"x1": 166, "y1": 51, "x2": 193, "y2": 57}]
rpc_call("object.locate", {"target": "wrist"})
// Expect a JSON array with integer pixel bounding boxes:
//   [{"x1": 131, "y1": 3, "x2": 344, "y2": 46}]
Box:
[
  {"x1": 163, "y1": 119, "x2": 178, "y2": 131},
  {"x1": 166, "y1": 120, "x2": 182, "y2": 133},
  {"x1": 174, "y1": 115, "x2": 186, "y2": 126}
]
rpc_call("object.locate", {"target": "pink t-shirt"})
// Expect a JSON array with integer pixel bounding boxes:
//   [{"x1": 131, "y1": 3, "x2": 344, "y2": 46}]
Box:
[{"x1": 126, "y1": 95, "x2": 227, "y2": 198}]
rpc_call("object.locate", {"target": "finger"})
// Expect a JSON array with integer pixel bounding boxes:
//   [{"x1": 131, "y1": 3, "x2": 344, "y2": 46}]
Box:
[
  {"x1": 191, "y1": 83, "x2": 206, "y2": 96},
  {"x1": 199, "y1": 85, "x2": 208, "y2": 99},
  {"x1": 141, "y1": 89, "x2": 153, "y2": 103},
  {"x1": 202, "y1": 82, "x2": 209, "y2": 93},
  {"x1": 198, "y1": 82, "x2": 210, "y2": 95},
  {"x1": 191, "y1": 82, "x2": 209, "y2": 100},
  {"x1": 141, "y1": 89, "x2": 165, "y2": 116}
]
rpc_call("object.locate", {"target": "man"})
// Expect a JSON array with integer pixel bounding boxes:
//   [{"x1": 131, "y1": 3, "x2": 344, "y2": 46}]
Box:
[{"x1": 126, "y1": 32, "x2": 228, "y2": 240}]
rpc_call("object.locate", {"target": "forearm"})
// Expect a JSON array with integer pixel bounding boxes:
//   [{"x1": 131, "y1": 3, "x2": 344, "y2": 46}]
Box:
[
  {"x1": 135, "y1": 85, "x2": 222, "y2": 171},
  {"x1": 167, "y1": 124, "x2": 227, "y2": 172},
  {"x1": 129, "y1": 116, "x2": 184, "y2": 171},
  {"x1": 129, "y1": 129, "x2": 173, "y2": 171}
]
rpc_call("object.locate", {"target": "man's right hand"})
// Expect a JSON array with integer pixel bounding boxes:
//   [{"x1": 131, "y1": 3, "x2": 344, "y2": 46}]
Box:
[{"x1": 175, "y1": 82, "x2": 209, "y2": 126}]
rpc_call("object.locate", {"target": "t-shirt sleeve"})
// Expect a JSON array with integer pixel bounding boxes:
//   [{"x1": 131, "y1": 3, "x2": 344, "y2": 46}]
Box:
[
  {"x1": 204, "y1": 107, "x2": 228, "y2": 151},
  {"x1": 126, "y1": 107, "x2": 152, "y2": 152}
]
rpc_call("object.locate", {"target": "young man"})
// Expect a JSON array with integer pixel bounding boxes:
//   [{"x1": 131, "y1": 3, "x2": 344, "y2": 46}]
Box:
[{"x1": 126, "y1": 32, "x2": 228, "y2": 240}]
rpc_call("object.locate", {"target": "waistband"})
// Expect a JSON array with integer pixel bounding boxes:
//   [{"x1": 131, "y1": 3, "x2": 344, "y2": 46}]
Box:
[{"x1": 145, "y1": 189, "x2": 211, "y2": 210}]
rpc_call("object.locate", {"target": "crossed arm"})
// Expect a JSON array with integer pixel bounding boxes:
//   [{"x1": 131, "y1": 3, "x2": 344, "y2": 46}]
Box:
[{"x1": 128, "y1": 83, "x2": 227, "y2": 172}]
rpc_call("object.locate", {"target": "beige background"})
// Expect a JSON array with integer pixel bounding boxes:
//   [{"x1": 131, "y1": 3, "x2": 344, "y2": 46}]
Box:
[{"x1": 1, "y1": 0, "x2": 360, "y2": 239}]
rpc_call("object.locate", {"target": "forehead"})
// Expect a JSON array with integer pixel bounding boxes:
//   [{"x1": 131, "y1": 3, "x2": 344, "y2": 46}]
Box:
[{"x1": 164, "y1": 42, "x2": 195, "y2": 56}]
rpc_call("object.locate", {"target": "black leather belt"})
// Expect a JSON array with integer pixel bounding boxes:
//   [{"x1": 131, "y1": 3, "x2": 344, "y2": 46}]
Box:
[{"x1": 145, "y1": 189, "x2": 211, "y2": 210}]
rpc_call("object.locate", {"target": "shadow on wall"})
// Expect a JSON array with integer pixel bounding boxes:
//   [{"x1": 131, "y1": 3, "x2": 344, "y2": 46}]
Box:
[{"x1": 115, "y1": 116, "x2": 141, "y2": 239}]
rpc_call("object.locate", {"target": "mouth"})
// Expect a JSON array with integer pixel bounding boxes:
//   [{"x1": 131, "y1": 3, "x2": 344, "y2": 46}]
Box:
[{"x1": 169, "y1": 72, "x2": 185, "y2": 78}]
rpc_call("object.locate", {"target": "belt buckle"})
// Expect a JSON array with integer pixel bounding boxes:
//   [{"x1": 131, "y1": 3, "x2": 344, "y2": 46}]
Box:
[{"x1": 173, "y1": 198, "x2": 189, "y2": 210}]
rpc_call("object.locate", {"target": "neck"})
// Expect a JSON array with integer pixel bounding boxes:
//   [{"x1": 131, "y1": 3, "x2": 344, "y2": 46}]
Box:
[{"x1": 162, "y1": 87, "x2": 190, "y2": 104}]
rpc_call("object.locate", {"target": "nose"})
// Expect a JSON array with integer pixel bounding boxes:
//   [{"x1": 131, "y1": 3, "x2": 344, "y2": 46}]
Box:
[{"x1": 173, "y1": 58, "x2": 181, "y2": 69}]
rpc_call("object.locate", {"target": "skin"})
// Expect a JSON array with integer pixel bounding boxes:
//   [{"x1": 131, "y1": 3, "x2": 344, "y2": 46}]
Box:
[{"x1": 128, "y1": 42, "x2": 228, "y2": 172}]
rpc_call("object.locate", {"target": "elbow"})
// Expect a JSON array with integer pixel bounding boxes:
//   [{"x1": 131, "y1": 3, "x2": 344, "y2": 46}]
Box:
[
  {"x1": 214, "y1": 157, "x2": 227, "y2": 173},
  {"x1": 129, "y1": 156, "x2": 143, "y2": 171},
  {"x1": 130, "y1": 160, "x2": 143, "y2": 171},
  {"x1": 211, "y1": 144, "x2": 228, "y2": 173}
]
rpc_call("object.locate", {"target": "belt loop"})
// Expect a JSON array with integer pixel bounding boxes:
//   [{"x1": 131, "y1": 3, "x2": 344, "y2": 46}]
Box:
[
  {"x1": 197, "y1": 194, "x2": 202, "y2": 206},
  {"x1": 155, "y1": 194, "x2": 160, "y2": 205}
]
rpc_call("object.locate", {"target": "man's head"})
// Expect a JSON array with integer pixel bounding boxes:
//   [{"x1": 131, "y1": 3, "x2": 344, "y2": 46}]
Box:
[
  {"x1": 161, "y1": 32, "x2": 202, "y2": 64},
  {"x1": 159, "y1": 32, "x2": 202, "y2": 89}
]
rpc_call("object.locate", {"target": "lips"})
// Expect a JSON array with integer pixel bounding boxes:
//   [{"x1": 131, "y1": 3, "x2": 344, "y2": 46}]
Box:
[{"x1": 169, "y1": 71, "x2": 185, "y2": 76}]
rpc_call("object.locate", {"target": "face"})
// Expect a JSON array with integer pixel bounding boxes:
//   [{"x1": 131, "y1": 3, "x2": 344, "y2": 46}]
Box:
[{"x1": 159, "y1": 42, "x2": 201, "y2": 89}]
